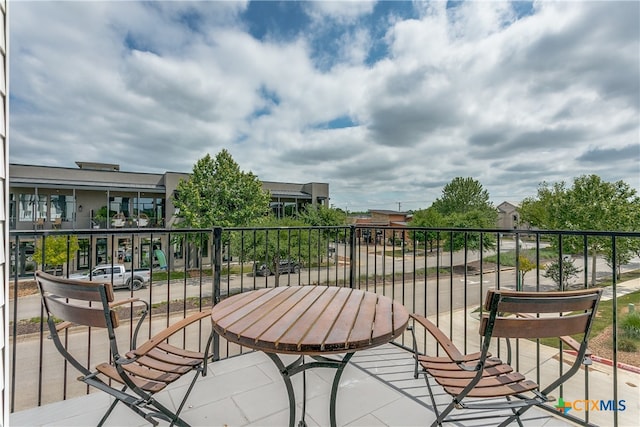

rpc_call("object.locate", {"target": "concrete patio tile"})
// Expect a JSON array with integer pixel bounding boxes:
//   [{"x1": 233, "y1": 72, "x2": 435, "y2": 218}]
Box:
[
  {"x1": 208, "y1": 351, "x2": 267, "y2": 376},
  {"x1": 181, "y1": 396, "x2": 249, "y2": 426},
  {"x1": 10, "y1": 343, "x2": 583, "y2": 427},
  {"x1": 246, "y1": 407, "x2": 320, "y2": 427},
  {"x1": 306, "y1": 375, "x2": 403, "y2": 427},
  {"x1": 369, "y1": 393, "x2": 437, "y2": 426},
  {"x1": 345, "y1": 413, "x2": 387, "y2": 426},
  {"x1": 180, "y1": 364, "x2": 273, "y2": 409},
  {"x1": 233, "y1": 381, "x2": 289, "y2": 423}
]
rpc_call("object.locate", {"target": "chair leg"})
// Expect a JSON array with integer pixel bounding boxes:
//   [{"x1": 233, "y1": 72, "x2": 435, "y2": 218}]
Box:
[
  {"x1": 97, "y1": 396, "x2": 120, "y2": 427},
  {"x1": 408, "y1": 325, "x2": 420, "y2": 379},
  {"x1": 498, "y1": 403, "x2": 532, "y2": 427},
  {"x1": 169, "y1": 367, "x2": 206, "y2": 427},
  {"x1": 423, "y1": 372, "x2": 449, "y2": 427},
  {"x1": 97, "y1": 385, "x2": 158, "y2": 427},
  {"x1": 505, "y1": 396, "x2": 524, "y2": 427}
]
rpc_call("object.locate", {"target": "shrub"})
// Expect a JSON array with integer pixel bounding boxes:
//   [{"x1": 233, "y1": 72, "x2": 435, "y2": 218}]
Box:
[
  {"x1": 620, "y1": 311, "x2": 640, "y2": 339},
  {"x1": 618, "y1": 338, "x2": 638, "y2": 352}
]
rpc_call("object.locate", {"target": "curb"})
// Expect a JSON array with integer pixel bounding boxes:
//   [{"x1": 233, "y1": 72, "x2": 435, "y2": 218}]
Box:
[{"x1": 564, "y1": 350, "x2": 640, "y2": 375}]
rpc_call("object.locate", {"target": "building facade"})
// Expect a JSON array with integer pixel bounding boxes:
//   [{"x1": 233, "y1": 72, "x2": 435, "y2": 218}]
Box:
[
  {"x1": 9, "y1": 162, "x2": 329, "y2": 231},
  {"x1": 497, "y1": 201, "x2": 521, "y2": 229},
  {"x1": 8, "y1": 162, "x2": 329, "y2": 276}
]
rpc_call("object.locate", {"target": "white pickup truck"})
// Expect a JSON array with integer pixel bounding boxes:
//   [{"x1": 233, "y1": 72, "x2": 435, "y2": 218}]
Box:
[{"x1": 70, "y1": 264, "x2": 151, "y2": 291}]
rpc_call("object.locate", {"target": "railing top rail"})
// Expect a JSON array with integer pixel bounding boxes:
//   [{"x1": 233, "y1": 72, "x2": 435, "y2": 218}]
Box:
[{"x1": 10, "y1": 226, "x2": 640, "y2": 238}]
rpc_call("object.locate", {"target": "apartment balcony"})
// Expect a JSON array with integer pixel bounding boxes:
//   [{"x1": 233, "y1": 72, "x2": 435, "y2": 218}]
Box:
[
  {"x1": 12, "y1": 344, "x2": 581, "y2": 427},
  {"x1": 8, "y1": 226, "x2": 640, "y2": 426}
]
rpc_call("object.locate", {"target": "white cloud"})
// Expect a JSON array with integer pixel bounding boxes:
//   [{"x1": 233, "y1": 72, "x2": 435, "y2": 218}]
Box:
[{"x1": 9, "y1": 1, "x2": 639, "y2": 212}]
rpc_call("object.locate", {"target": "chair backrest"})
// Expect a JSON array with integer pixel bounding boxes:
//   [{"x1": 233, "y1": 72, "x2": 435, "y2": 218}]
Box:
[
  {"x1": 35, "y1": 270, "x2": 119, "y2": 329},
  {"x1": 480, "y1": 288, "x2": 602, "y2": 340}
]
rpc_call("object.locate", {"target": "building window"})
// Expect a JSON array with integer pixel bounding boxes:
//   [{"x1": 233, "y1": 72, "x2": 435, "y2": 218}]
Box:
[
  {"x1": 50, "y1": 194, "x2": 75, "y2": 222},
  {"x1": 109, "y1": 196, "x2": 131, "y2": 218},
  {"x1": 17, "y1": 193, "x2": 46, "y2": 222},
  {"x1": 135, "y1": 196, "x2": 165, "y2": 226},
  {"x1": 77, "y1": 238, "x2": 90, "y2": 270}
]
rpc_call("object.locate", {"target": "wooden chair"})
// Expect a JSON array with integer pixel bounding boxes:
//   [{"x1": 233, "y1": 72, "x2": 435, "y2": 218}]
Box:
[
  {"x1": 409, "y1": 288, "x2": 602, "y2": 427},
  {"x1": 111, "y1": 212, "x2": 126, "y2": 228},
  {"x1": 136, "y1": 212, "x2": 149, "y2": 227},
  {"x1": 35, "y1": 270, "x2": 214, "y2": 427}
]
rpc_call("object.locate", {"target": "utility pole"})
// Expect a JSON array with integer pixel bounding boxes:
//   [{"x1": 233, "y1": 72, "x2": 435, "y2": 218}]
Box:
[{"x1": 397, "y1": 202, "x2": 401, "y2": 211}]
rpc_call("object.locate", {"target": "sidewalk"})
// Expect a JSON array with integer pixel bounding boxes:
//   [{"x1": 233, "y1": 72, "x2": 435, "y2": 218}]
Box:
[{"x1": 600, "y1": 277, "x2": 640, "y2": 301}]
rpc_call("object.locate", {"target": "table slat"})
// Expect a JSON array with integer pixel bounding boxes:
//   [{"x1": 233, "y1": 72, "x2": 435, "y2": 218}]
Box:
[
  {"x1": 347, "y1": 292, "x2": 379, "y2": 346},
  {"x1": 371, "y1": 296, "x2": 393, "y2": 345},
  {"x1": 323, "y1": 290, "x2": 365, "y2": 350},
  {"x1": 215, "y1": 287, "x2": 293, "y2": 333},
  {"x1": 393, "y1": 301, "x2": 410, "y2": 336},
  {"x1": 297, "y1": 287, "x2": 352, "y2": 351},
  {"x1": 239, "y1": 286, "x2": 318, "y2": 344},
  {"x1": 274, "y1": 287, "x2": 342, "y2": 352},
  {"x1": 258, "y1": 286, "x2": 331, "y2": 347},
  {"x1": 210, "y1": 289, "x2": 269, "y2": 321}
]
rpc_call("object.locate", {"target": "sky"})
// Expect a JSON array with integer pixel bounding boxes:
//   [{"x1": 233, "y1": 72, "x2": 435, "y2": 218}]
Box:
[{"x1": 9, "y1": 1, "x2": 640, "y2": 212}]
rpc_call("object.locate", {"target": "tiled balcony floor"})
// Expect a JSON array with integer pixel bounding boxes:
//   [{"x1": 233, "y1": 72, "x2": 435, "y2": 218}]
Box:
[{"x1": 11, "y1": 344, "x2": 573, "y2": 427}]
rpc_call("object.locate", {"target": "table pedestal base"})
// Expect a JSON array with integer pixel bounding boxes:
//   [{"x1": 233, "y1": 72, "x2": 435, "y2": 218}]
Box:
[{"x1": 265, "y1": 352, "x2": 355, "y2": 427}]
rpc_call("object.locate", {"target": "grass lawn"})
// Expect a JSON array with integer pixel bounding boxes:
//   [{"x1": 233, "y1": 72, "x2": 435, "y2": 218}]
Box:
[
  {"x1": 539, "y1": 289, "x2": 640, "y2": 351},
  {"x1": 483, "y1": 248, "x2": 558, "y2": 266}
]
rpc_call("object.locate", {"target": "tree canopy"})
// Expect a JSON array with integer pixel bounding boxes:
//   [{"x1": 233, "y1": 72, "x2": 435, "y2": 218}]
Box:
[
  {"x1": 413, "y1": 177, "x2": 497, "y2": 252},
  {"x1": 520, "y1": 175, "x2": 640, "y2": 232},
  {"x1": 519, "y1": 174, "x2": 640, "y2": 284},
  {"x1": 34, "y1": 235, "x2": 80, "y2": 269},
  {"x1": 431, "y1": 177, "x2": 495, "y2": 217},
  {"x1": 172, "y1": 150, "x2": 271, "y2": 228},
  {"x1": 297, "y1": 205, "x2": 347, "y2": 227}
]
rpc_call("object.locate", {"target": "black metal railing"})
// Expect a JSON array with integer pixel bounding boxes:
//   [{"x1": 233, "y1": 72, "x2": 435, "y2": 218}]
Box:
[{"x1": 8, "y1": 226, "x2": 640, "y2": 426}]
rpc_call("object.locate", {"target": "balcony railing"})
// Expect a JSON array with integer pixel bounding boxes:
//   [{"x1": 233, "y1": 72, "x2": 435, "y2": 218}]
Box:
[{"x1": 8, "y1": 226, "x2": 640, "y2": 426}]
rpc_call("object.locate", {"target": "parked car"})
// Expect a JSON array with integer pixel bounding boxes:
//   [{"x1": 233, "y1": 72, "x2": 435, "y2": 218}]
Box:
[
  {"x1": 254, "y1": 259, "x2": 301, "y2": 277},
  {"x1": 69, "y1": 264, "x2": 151, "y2": 291}
]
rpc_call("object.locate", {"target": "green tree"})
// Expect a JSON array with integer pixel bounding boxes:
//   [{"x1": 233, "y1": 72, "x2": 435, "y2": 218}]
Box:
[
  {"x1": 520, "y1": 175, "x2": 640, "y2": 285},
  {"x1": 230, "y1": 216, "x2": 325, "y2": 285},
  {"x1": 297, "y1": 205, "x2": 347, "y2": 227},
  {"x1": 297, "y1": 204, "x2": 348, "y2": 242},
  {"x1": 409, "y1": 207, "x2": 444, "y2": 252},
  {"x1": 519, "y1": 181, "x2": 566, "y2": 230},
  {"x1": 172, "y1": 150, "x2": 271, "y2": 229},
  {"x1": 543, "y1": 258, "x2": 582, "y2": 290},
  {"x1": 430, "y1": 177, "x2": 498, "y2": 252},
  {"x1": 33, "y1": 235, "x2": 80, "y2": 270},
  {"x1": 432, "y1": 177, "x2": 495, "y2": 217},
  {"x1": 517, "y1": 255, "x2": 537, "y2": 290}
]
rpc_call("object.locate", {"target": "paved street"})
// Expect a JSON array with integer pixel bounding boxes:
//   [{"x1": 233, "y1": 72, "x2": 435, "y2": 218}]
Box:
[{"x1": 10, "y1": 241, "x2": 639, "y2": 324}]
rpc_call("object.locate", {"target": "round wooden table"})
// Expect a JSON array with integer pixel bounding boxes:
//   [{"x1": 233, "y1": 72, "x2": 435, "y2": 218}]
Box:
[{"x1": 210, "y1": 285, "x2": 409, "y2": 427}]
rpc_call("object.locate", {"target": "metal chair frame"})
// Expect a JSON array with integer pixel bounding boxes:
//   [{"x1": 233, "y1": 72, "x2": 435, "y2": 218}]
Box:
[
  {"x1": 410, "y1": 288, "x2": 602, "y2": 427},
  {"x1": 35, "y1": 270, "x2": 214, "y2": 427}
]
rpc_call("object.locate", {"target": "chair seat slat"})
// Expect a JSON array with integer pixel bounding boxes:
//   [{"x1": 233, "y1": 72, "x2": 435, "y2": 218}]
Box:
[
  {"x1": 124, "y1": 352, "x2": 196, "y2": 373},
  {"x1": 417, "y1": 351, "x2": 490, "y2": 363},
  {"x1": 96, "y1": 363, "x2": 167, "y2": 393},
  {"x1": 120, "y1": 362, "x2": 181, "y2": 383},
  {"x1": 426, "y1": 362, "x2": 512, "y2": 379},
  {"x1": 444, "y1": 379, "x2": 539, "y2": 398},
  {"x1": 435, "y1": 372, "x2": 526, "y2": 388}
]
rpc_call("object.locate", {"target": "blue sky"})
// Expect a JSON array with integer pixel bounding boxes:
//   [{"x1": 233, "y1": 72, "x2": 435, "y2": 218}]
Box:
[{"x1": 9, "y1": 1, "x2": 640, "y2": 212}]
